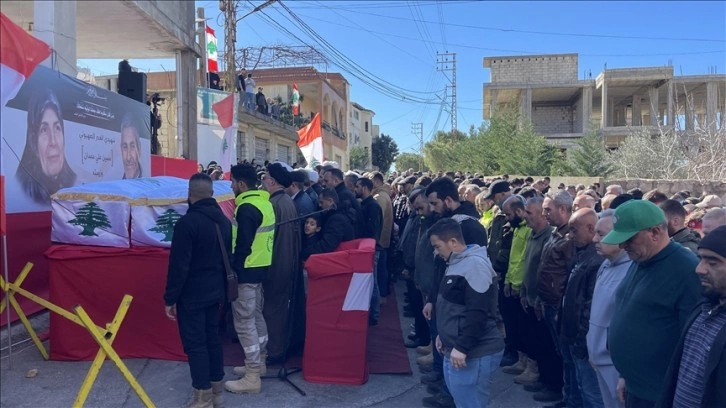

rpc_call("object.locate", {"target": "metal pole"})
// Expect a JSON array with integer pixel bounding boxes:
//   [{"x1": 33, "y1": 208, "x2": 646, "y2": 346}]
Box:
[{"x1": 3, "y1": 235, "x2": 12, "y2": 369}]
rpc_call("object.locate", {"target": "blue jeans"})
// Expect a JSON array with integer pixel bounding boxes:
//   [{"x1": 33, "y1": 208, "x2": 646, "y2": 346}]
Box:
[
  {"x1": 443, "y1": 351, "x2": 503, "y2": 408},
  {"x1": 369, "y1": 250, "x2": 381, "y2": 324},
  {"x1": 244, "y1": 92, "x2": 254, "y2": 110},
  {"x1": 377, "y1": 249, "x2": 389, "y2": 298},
  {"x1": 572, "y1": 350, "x2": 604, "y2": 408}
]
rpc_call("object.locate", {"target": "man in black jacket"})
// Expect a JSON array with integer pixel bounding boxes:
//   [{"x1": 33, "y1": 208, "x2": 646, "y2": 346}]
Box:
[
  {"x1": 421, "y1": 177, "x2": 488, "y2": 408},
  {"x1": 658, "y1": 225, "x2": 726, "y2": 408},
  {"x1": 560, "y1": 208, "x2": 604, "y2": 407},
  {"x1": 322, "y1": 167, "x2": 361, "y2": 236},
  {"x1": 355, "y1": 177, "x2": 384, "y2": 326},
  {"x1": 164, "y1": 173, "x2": 231, "y2": 407},
  {"x1": 300, "y1": 188, "x2": 355, "y2": 260}
]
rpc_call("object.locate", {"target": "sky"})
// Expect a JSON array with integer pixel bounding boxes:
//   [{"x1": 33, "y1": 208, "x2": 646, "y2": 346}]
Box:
[{"x1": 79, "y1": 1, "x2": 726, "y2": 157}]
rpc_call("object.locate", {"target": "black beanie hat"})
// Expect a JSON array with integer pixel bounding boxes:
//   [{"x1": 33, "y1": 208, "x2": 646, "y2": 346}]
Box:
[{"x1": 698, "y1": 225, "x2": 726, "y2": 258}]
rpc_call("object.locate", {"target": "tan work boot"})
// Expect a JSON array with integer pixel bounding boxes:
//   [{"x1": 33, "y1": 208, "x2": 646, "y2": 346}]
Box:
[
  {"x1": 416, "y1": 344, "x2": 432, "y2": 356},
  {"x1": 514, "y1": 358, "x2": 540, "y2": 385},
  {"x1": 233, "y1": 354, "x2": 267, "y2": 377},
  {"x1": 183, "y1": 388, "x2": 213, "y2": 408},
  {"x1": 224, "y1": 366, "x2": 262, "y2": 394},
  {"x1": 416, "y1": 352, "x2": 433, "y2": 366},
  {"x1": 210, "y1": 381, "x2": 224, "y2": 408},
  {"x1": 502, "y1": 352, "x2": 527, "y2": 375}
]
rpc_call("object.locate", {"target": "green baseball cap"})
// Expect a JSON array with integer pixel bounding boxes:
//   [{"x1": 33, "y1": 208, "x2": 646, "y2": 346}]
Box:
[{"x1": 602, "y1": 200, "x2": 666, "y2": 245}]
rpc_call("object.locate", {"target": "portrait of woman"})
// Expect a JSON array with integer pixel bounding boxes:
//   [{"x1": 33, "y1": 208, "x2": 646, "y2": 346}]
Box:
[{"x1": 15, "y1": 88, "x2": 76, "y2": 204}]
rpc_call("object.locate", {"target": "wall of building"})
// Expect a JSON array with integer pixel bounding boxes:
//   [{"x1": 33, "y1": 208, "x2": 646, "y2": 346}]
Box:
[
  {"x1": 605, "y1": 179, "x2": 726, "y2": 200},
  {"x1": 532, "y1": 105, "x2": 575, "y2": 134},
  {"x1": 488, "y1": 54, "x2": 578, "y2": 85}
]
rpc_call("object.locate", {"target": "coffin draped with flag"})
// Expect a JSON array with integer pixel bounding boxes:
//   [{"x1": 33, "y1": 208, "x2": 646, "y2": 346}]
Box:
[{"x1": 302, "y1": 238, "x2": 376, "y2": 385}]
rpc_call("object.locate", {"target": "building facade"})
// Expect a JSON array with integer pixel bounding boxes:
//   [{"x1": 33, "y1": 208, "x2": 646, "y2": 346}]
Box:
[
  {"x1": 348, "y1": 102, "x2": 375, "y2": 170},
  {"x1": 482, "y1": 53, "x2": 726, "y2": 148},
  {"x1": 252, "y1": 67, "x2": 351, "y2": 170}
]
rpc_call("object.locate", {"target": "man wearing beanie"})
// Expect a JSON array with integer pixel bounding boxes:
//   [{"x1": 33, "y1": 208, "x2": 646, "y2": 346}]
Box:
[
  {"x1": 604, "y1": 200, "x2": 703, "y2": 408},
  {"x1": 658, "y1": 225, "x2": 726, "y2": 408},
  {"x1": 261, "y1": 162, "x2": 303, "y2": 364}
]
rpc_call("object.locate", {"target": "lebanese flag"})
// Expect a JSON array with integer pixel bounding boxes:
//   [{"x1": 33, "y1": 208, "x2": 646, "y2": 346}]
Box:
[
  {"x1": 1, "y1": 13, "x2": 51, "y2": 108},
  {"x1": 1, "y1": 13, "x2": 51, "y2": 236},
  {"x1": 297, "y1": 112, "x2": 323, "y2": 169},
  {"x1": 206, "y1": 25, "x2": 219, "y2": 73},
  {"x1": 212, "y1": 93, "x2": 237, "y2": 173}
]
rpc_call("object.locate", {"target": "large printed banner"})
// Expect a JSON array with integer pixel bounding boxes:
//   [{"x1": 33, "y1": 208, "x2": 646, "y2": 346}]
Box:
[{"x1": 1, "y1": 65, "x2": 151, "y2": 214}]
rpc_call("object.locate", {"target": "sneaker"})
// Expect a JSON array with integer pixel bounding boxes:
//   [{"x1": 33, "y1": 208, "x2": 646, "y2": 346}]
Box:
[
  {"x1": 421, "y1": 371, "x2": 444, "y2": 385},
  {"x1": 533, "y1": 389, "x2": 563, "y2": 402},
  {"x1": 523, "y1": 382, "x2": 545, "y2": 392},
  {"x1": 416, "y1": 352, "x2": 433, "y2": 366},
  {"x1": 422, "y1": 392, "x2": 455, "y2": 408},
  {"x1": 426, "y1": 383, "x2": 442, "y2": 395},
  {"x1": 417, "y1": 344, "x2": 432, "y2": 355}
]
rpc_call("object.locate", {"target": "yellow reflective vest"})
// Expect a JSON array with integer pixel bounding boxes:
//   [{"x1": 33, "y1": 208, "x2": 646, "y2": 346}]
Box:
[{"x1": 232, "y1": 189, "x2": 275, "y2": 268}]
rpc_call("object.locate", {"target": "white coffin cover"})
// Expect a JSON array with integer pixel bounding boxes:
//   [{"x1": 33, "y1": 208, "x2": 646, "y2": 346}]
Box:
[{"x1": 131, "y1": 180, "x2": 234, "y2": 247}]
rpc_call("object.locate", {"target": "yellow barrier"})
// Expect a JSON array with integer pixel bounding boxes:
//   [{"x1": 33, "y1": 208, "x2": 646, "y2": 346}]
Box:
[{"x1": 1, "y1": 262, "x2": 155, "y2": 407}]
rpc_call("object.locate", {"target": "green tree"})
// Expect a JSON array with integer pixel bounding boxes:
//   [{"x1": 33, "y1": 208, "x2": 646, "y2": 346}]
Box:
[
  {"x1": 148, "y1": 208, "x2": 183, "y2": 242},
  {"x1": 394, "y1": 152, "x2": 428, "y2": 172},
  {"x1": 566, "y1": 132, "x2": 615, "y2": 177},
  {"x1": 69, "y1": 202, "x2": 112, "y2": 236},
  {"x1": 348, "y1": 146, "x2": 369, "y2": 170},
  {"x1": 371, "y1": 134, "x2": 399, "y2": 173}
]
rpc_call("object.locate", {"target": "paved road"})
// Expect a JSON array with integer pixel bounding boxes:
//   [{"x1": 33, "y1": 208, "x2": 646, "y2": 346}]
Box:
[{"x1": 0, "y1": 281, "x2": 542, "y2": 407}]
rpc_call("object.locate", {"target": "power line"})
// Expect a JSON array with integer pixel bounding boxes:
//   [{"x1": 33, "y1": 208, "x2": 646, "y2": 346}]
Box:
[
  {"x1": 291, "y1": 11, "x2": 726, "y2": 57},
  {"x1": 324, "y1": 9, "x2": 726, "y2": 43}
]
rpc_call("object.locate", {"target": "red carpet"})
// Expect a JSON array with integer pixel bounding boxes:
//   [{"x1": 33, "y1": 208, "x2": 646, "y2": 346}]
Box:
[{"x1": 222, "y1": 285, "x2": 411, "y2": 375}]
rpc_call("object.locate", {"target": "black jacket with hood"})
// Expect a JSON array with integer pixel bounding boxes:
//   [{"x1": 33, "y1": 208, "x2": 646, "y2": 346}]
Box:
[{"x1": 164, "y1": 197, "x2": 232, "y2": 309}]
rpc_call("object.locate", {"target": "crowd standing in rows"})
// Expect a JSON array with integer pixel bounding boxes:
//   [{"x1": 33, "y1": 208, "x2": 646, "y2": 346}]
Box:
[{"x1": 167, "y1": 163, "x2": 726, "y2": 408}]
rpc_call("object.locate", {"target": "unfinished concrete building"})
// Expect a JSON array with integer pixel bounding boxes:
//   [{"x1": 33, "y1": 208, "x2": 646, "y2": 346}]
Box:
[{"x1": 482, "y1": 53, "x2": 726, "y2": 148}]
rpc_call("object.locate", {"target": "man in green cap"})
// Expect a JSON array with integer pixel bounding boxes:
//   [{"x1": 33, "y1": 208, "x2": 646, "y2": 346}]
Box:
[{"x1": 604, "y1": 200, "x2": 702, "y2": 408}]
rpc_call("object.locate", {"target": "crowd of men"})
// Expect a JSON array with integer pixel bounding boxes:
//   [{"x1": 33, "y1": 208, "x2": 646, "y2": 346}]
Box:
[{"x1": 164, "y1": 163, "x2": 726, "y2": 408}]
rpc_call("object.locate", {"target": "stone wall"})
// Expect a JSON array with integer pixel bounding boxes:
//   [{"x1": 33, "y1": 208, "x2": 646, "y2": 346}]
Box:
[
  {"x1": 532, "y1": 105, "x2": 575, "y2": 134},
  {"x1": 604, "y1": 179, "x2": 726, "y2": 200},
  {"x1": 489, "y1": 54, "x2": 578, "y2": 85}
]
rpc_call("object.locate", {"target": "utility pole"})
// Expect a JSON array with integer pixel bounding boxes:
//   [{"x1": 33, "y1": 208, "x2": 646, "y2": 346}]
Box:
[
  {"x1": 221, "y1": 0, "x2": 237, "y2": 93},
  {"x1": 436, "y1": 51, "x2": 457, "y2": 136},
  {"x1": 411, "y1": 122, "x2": 423, "y2": 172}
]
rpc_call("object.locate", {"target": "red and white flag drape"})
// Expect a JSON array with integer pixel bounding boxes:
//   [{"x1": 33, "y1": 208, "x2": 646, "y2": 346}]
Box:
[
  {"x1": 212, "y1": 93, "x2": 237, "y2": 172},
  {"x1": 297, "y1": 112, "x2": 323, "y2": 168},
  {"x1": 1, "y1": 12, "x2": 52, "y2": 235}
]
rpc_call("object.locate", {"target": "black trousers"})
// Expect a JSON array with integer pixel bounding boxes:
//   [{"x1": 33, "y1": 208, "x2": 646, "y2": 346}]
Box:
[
  {"x1": 625, "y1": 393, "x2": 655, "y2": 408},
  {"x1": 411, "y1": 288, "x2": 430, "y2": 341},
  {"x1": 177, "y1": 302, "x2": 225, "y2": 390},
  {"x1": 500, "y1": 293, "x2": 527, "y2": 353},
  {"x1": 521, "y1": 306, "x2": 564, "y2": 392}
]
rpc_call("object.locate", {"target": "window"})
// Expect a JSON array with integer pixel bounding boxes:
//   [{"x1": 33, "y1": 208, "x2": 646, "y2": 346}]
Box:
[
  {"x1": 354, "y1": 111, "x2": 359, "y2": 120},
  {"x1": 237, "y1": 131, "x2": 246, "y2": 161},
  {"x1": 335, "y1": 154, "x2": 342, "y2": 165},
  {"x1": 254, "y1": 137, "x2": 269, "y2": 162},
  {"x1": 278, "y1": 144, "x2": 290, "y2": 164},
  {"x1": 365, "y1": 121, "x2": 369, "y2": 132}
]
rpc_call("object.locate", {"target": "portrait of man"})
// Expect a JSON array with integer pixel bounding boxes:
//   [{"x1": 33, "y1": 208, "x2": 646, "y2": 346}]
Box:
[
  {"x1": 15, "y1": 88, "x2": 76, "y2": 204},
  {"x1": 120, "y1": 112, "x2": 143, "y2": 179}
]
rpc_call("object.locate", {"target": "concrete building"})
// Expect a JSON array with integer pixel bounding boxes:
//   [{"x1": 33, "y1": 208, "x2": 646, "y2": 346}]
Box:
[
  {"x1": 482, "y1": 53, "x2": 726, "y2": 148},
  {"x1": 1, "y1": 0, "x2": 201, "y2": 159},
  {"x1": 252, "y1": 67, "x2": 351, "y2": 170},
  {"x1": 96, "y1": 72, "x2": 300, "y2": 167},
  {"x1": 348, "y1": 102, "x2": 375, "y2": 170}
]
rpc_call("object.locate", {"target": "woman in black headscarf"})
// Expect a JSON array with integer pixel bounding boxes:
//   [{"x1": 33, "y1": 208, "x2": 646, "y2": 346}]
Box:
[{"x1": 16, "y1": 88, "x2": 76, "y2": 204}]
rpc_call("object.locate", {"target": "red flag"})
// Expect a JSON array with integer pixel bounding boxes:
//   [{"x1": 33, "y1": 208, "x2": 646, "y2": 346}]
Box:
[
  {"x1": 212, "y1": 93, "x2": 235, "y2": 128},
  {"x1": 205, "y1": 25, "x2": 219, "y2": 73},
  {"x1": 0, "y1": 12, "x2": 52, "y2": 107}
]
